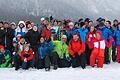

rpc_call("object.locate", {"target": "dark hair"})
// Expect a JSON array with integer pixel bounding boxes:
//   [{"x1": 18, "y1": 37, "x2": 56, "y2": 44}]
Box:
[
  {"x1": 113, "y1": 19, "x2": 118, "y2": 22},
  {"x1": 106, "y1": 20, "x2": 111, "y2": 25},
  {"x1": 80, "y1": 22, "x2": 85, "y2": 27},
  {"x1": 98, "y1": 22, "x2": 104, "y2": 27},
  {"x1": 4, "y1": 22, "x2": 9, "y2": 25},
  {"x1": 0, "y1": 21, "x2": 4, "y2": 24}
]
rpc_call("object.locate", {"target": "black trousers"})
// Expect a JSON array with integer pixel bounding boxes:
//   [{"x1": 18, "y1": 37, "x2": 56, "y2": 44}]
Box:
[
  {"x1": 72, "y1": 53, "x2": 86, "y2": 69},
  {"x1": 58, "y1": 59, "x2": 71, "y2": 68},
  {"x1": 104, "y1": 47, "x2": 110, "y2": 64},
  {"x1": 22, "y1": 61, "x2": 34, "y2": 70},
  {"x1": 13, "y1": 54, "x2": 21, "y2": 70},
  {"x1": 112, "y1": 46, "x2": 116, "y2": 62},
  {"x1": 86, "y1": 45, "x2": 92, "y2": 65},
  {"x1": 36, "y1": 52, "x2": 58, "y2": 69}
]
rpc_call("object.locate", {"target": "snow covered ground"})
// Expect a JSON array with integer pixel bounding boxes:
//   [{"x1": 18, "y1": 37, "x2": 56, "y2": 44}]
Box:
[{"x1": 0, "y1": 62, "x2": 120, "y2": 80}]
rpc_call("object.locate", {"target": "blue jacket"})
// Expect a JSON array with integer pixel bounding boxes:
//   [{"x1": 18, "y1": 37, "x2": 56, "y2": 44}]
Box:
[
  {"x1": 77, "y1": 27, "x2": 88, "y2": 44},
  {"x1": 38, "y1": 41, "x2": 54, "y2": 59},
  {"x1": 66, "y1": 28, "x2": 76, "y2": 42},
  {"x1": 98, "y1": 27, "x2": 112, "y2": 41},
  {"x1": 114, "y1": 28, "x2": 120, "y2": 46}
]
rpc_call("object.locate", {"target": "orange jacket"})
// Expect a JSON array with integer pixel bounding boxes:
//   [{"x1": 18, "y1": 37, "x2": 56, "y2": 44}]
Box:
[{"x1": 68, "y1": 39, "x2": 85, "y2": 57}]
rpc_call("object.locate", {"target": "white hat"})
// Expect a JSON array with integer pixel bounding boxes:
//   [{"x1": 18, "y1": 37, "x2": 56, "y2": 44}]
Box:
[
  {"x1": 62, "y1": 35, "x2": 67, "y2": 39},
  {"x1": 69, "y1": 22, "x2": 74, "y2": 26},
  {"x1": 41, "y1": 17, "x2": 45, "y2": 21}
]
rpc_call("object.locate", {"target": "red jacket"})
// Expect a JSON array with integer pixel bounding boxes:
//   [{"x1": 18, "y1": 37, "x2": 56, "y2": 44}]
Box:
[
  {"x1": 68, "y1": 39, "x2": 85, "y2": 57},
  {"x1": 42, "y1": 28, "x2": 52, "y2": 40},
  {"x1": 86, "y1": 31, "x2": 96, "y2": 49},
  {"x1": 21, "y1": 48, "x2": 34, "y2": 61}
]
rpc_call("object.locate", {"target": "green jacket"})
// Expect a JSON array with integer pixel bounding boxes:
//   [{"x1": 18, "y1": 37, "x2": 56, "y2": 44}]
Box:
[
  {"x1": 53, "y1": 41, "x2": 70, "y2": 59},
  {"x1": 0, "y1": 50, "x2": 12, "y2": 68}
]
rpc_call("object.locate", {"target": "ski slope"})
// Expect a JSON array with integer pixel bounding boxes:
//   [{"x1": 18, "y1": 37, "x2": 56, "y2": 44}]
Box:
[{"x1": 0, "y1": 62, "x2": 120, "y2": 80}]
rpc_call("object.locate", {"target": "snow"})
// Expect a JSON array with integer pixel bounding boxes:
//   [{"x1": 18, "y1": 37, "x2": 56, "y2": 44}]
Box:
[{"x1": 0, "y1": 62, "x2": 120, "y2": 80}]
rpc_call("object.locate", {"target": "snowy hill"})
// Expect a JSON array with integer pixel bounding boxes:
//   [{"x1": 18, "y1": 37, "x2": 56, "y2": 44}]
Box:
[
  {"x1": 0, "y1": 0, "x2": 120, "y2": 22},
  {"x1": 0, "y1": 62, "x2": 120, "y2": 80}
]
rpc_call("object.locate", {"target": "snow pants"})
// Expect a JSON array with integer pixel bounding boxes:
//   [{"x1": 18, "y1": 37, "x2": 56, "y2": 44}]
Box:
[
  {"x1": 116, "y1": 45, "x2": 120, "y2": 63},
  {"x1": 90, "y1": 48, "x2": 104, "y2": 68}
]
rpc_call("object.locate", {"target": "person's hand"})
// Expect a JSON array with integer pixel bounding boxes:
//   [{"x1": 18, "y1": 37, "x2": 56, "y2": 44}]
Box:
[{"x1": 24, "y1": 58, "x2": 27, "y2": 62}]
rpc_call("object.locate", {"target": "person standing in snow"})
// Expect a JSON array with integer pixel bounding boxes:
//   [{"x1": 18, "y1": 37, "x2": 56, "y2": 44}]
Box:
[
  {"x1": 98, "y1": 22, "x2": 113, "y2": 64},
  {"x1": 114, "y1": 22, "x2": 120, "y2": 63},
  {"x1": 90, "y1": 31, "x2": 114, "y2": 68}
]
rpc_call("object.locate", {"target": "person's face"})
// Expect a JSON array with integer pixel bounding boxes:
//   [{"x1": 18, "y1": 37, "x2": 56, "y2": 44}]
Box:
[
  {"x1": 114, "y1": 21, "x2": 118, "y2": 25},
  {"x1": 19, "y1": 23, "x2": 24, "y2": 28},
  {"x1": 0, "y1": 48, "x2": 4, "y2": 53},
  {"x1": 13, "y1": 43, "x2": 17, "y2": 47},
  {"x1": 40, "y1": 37, "x2": 44, "y2": 43},
  {"x1": 106, "y1": 22, "x2": 111, "y2": 27},
  {"x1": 69, "y1": 25, "x2": 74, "y2": 29},
  {"x1": 96, "y1": 33, "x2": 101, "y2": 40},
  {"x1": 20, "y1": 38, "x2": 25, "y2": 44},
  {"x1": 43, "y1": 20, "x2": 48, "y2": 25},
  {"x1": 54, "y1": 22, "x2": 58, "y2": 26},
  {"x1": 73, "y1": 35, "x2": 79, "y2": 41},
  {"x1": 27, "y1": 24, "x2": 32, "y2": 28},
  {"x1": 62, "y1": 38, "x2": 67, "y2": 43},
  {"x1": 89, "y1": 22, "x2": 93, "y2": 27},
  {"x1": 0, "y1": 23, "x2": 3, "y2": 28},
  {"x1": 75, "y1": 24, "x2": 78, "y2": 28},
  {"x1": 17, "y1": 36, "x2": 21, "y2": 41},
  {"x1": 33, "y1": 26, "x2": 38, "y2": 31},
  {"x1": 82, "y1": 25, "x2": 86, "y2": 29},
  {"x1": 11, "y1": 24, "x2": 16, "y2": 29},
  {"x1": 90, "y1": 27, "x2": 94, "y2": 32},
  {"x1": 47, "y1": 24, "x2": 52, "y2": 30},
  {"x1": 4, "y1": 23, "x2": 9, "y2": 28}
]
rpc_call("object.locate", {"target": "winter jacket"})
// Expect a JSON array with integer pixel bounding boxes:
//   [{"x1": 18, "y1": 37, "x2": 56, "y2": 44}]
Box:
[
  {"x1": 66, "y1": 28, "x2": 76, "y2": 42},
  {"x1": 21, "y1": 48, "x2": 34, "y2": 61},
  {"x1": 114, "y1": 28, "x2": 120, "y2": 46},
  {"x1": 51, "y1": 26, "x2": 59, "y2": 40},
  {"x1": 0, "y1": 50, "x2": 12, "y2": 68},
  {"x1": 77, "y1": 27, "x2": 88, "y2": 44},
  {"x1": 98, "y1": 27, "x2": 112, "y2": 41},
  {"x1": 41, "y1": 28, "x2": 52, "y2": 41},
  {"x1": 86, "y1": 31, "x2": 96, "y2": 49},
  {"x1": 89, "y1": 37, "x2": 113, "y2": 57},
  {"x1": 68, "y1": 39, "x2": 85, "y2": 58},
  {"x1": 3, "y1": 28, "x2": 15, "y2": 48},
  {"x1": 53, "y1": 41, "x2": 70, "y2": 59},
  {"x1": 38, "y1": 41, "x2": 54, "y2": 59},
  {"x1": 24, "y1": 29, "x2": 40, "y2": 46},
  {"x1": 0, "y1": 28, "x2": 5, "y2": 45},
  {"x1": 15, "y1": 21, "x2": 26, "y2": 36}
]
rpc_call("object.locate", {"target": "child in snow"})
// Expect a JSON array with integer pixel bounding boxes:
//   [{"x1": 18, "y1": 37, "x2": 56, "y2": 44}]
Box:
[{"x1": 90, "y1": 31, "x2": 114, "y2": 68}]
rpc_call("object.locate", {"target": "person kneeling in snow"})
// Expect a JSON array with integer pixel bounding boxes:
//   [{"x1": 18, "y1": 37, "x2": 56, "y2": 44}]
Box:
[
  {"x1": 37, "y1": 37, "x2": 55, "y2": 71},
  {"x1": 52, "y1": 35, "x2": 71, "y2": 68},
  {"x1": 0, "y1": 45, "x2": 12, "y2": 68},
  {"x1": 21, "y1": 44, "x2": 34, "y2": 70},
  {"x1": 89, "y1": 31, "x2": 114, "y2": 68},
  {"x1": 68, "y1": 32, "x2": 86, "y2": 69}
]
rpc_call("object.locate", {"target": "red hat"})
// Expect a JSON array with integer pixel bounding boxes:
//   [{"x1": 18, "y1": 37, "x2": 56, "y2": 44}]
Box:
[{"x1": 0, "y1": 45, "x2": 4, "y2": 49}]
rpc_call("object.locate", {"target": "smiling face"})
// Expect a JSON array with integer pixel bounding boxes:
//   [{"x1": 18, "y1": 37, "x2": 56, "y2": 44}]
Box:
[
  {"x1": 73, "y1": 34, "x2": 79, "y2": 41},
  {"x1": 33, "y1": 26, "x2": 38, "y2": 31},
  {"x1": 96, "y1": 33, "x2": 102, "y2": 40},
  {"x1": 40, "y1": 37, "x2": 44, "y2": 43}
]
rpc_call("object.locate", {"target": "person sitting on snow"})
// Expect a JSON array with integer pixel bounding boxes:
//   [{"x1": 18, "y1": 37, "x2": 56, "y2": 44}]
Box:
[{"x1": 0, "y1": 45, "x2": 12, "y2": 68}]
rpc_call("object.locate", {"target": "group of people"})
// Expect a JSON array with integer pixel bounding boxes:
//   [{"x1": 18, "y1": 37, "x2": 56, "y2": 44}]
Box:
[{"x1": 0, "y1": 16, "x2": 120, "y2": 71}]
